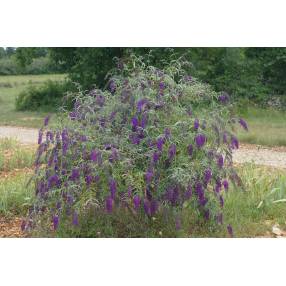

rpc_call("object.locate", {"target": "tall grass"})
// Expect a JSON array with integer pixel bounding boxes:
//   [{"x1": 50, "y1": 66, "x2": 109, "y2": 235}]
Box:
[{"x1": 237, "y1": 106, "x2": 286, "y2": 146}]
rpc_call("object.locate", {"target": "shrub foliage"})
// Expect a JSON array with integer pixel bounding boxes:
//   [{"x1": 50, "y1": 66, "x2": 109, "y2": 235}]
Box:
[{"x1": 24, "y1": 57, "x2": 247, "y2": 237}]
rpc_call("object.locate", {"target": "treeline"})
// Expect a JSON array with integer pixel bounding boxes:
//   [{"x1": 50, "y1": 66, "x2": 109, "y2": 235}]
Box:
[
  {"x1": 4, "y1": 47, "x2": 286, "y2": 110},
  {"x1": 0, "y1": 47, "x2": 62, "y2": 75}
]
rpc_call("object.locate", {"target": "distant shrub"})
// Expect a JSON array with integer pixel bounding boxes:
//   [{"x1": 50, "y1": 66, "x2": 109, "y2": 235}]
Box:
[
  {"x1": 24, "y1": 56, "x2": 247, "y2": 237},
  {"x1": 15, "y1": 80, "x2": 71, "y2": 111}
]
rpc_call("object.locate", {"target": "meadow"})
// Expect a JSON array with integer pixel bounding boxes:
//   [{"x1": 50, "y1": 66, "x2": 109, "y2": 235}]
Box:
[{"x1": 0, "y1": 74, "x2": 65, "y2": 128}]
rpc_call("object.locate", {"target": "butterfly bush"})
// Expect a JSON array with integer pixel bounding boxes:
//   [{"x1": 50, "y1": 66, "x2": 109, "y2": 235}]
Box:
[{"x1": 23, "y1": 57, "x2": 247, "y2": 236}]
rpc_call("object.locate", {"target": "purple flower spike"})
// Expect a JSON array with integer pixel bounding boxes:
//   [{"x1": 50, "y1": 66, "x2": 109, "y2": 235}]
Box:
[
  {"x1": 231, "y1": 136, "x2": 239, "y2": 149},
  {"x1": 204, "y1": 209, "x2": 210, "y2": 221},
  {"x1": 137, "y1": 98, "x2": 148, "y2": 112},
  {"x1": 168, "y1": 144, "x2": 176, "y2": 160},
  {"x1": 218, "y1": 92, "x2": 230, "y2": 104},
  {"x1": 106, "y1": 197, "x2": 113, "y2": 213},
  {"x1": 194, "y1": 118, "x2": 199, "y2": 131},
  {"x1": 227, "y1": 224, "x2": 234, "y2": 237},
  {"x1": 131, "y1": 117, "x2": 139, "y2": 131},
  {"x1": 195, "y1": 134, "x2": 206, "y2": 148},
  {"x1": 90, "y1": 150, "x2": 98, "y2": 162},
  {"x1": 140, "y1": 113, "x2": 148, "y2": 129},
  {"x1": 44, "y1": 115, "x2": 50, "y2": 126},
  {"x1": 184, "y1": 185, "x2": 192, "y2": 200},
  {"x1": 109, "y1": 179, "x2": 117, "y2": 199},
  {"x1": 133, "y1": 195, "x2": 141, "y2": 210},
  {"x1": 70, "y1": 168, "x2": 80, "y2": 181},
  {"x1": 219, "y1": 195, "x2": 224, "y2": 208},
  {"x1": 38, "y1": 129, "x2": 43, "y2": 145},
  {"x1": 156, "y1": 137, "x2": 165, "y2": 151},
  {"x1": 109, "y1": 80, "x2": 116, "y2": 94},
  {"x1": 72, "y1": 211, "x2": 79, "y2": 226},
  {"x1": 217, "y1": 155, "x2": 224, "y2": 169},
  {"x1": 164, "y1": 128, "x2": 171, "y2": 139},
  {"x1": 187, "y1": 144, "x2": 193, "y2": 157},
  {"x1": 153, "y1": 151, "x2": 161, "y2": 163},
  {"x1": 239, "y1": 118, "x2": 248, "y2": 131},
  {"x1": 204, "y1": 169, "x2": 212, "y2": 185},
  {"x1": 143, "y1": 199, "x2": 151, "y2": 216},
  {"x1": 145, "y1": 169, "x2": 154, "y2": 184},
  {"x1": 52, "y1": 215, "x2": 59, "y2": 230},
  {"x1": 222, "y1": 180, "x2": 229, "y2": 191}
]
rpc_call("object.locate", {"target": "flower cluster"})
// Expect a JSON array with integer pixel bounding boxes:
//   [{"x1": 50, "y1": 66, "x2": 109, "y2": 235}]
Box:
[{"x1": 23, "y1": 57, "x2": 247, "y2": 237}]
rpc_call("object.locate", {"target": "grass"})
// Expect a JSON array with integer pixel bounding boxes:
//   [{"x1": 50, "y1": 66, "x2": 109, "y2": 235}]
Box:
[
  {"x1": 0, "y1": 74, "x2": 66, "y2": 128},
  {"x1": 0, "y1": 138, "x2": 35, "y2": 172},
  {"x1": 237, "y1": 106, "x2": 286, "y2": 147},
  {"x1": 0, "y1": 171, "x2": 34, "y2": 216}
]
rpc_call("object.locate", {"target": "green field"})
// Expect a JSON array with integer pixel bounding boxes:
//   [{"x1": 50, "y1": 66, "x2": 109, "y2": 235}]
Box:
[
  {"x1": 237, "y1": 106, "x2": 286, "y2": 147},
  {"x1": 0, "y1": 74, "x2": 66, "y2": 128}
]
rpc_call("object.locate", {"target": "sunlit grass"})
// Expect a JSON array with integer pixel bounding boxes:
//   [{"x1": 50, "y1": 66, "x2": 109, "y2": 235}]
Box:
[{"x1": 237, "y1": 106, "x2": 286, "y2": 146}]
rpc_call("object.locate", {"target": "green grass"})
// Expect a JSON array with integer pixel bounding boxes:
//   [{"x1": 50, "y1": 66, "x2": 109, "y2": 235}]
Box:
[
  {"x1": 0, "y1": 138, "x2": 35, "y2": 172},
  {"x1": 237, "y1": 106, "x2": 286, "y2": 147},
  {"x1": 0, "y1": 74, "x2": 66, "y2": 128},
  {"x1": 0, "y1": 171, "x2": 34, "y2": 216}
]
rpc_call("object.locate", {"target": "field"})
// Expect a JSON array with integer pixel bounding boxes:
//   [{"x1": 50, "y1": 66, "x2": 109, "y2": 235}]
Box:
[
  {"x1": 237, "y1": 106, "x2": 286, "y2": 147},
  {"x1": 0, "y1": 74, "x2": 66, "y2": 128}
]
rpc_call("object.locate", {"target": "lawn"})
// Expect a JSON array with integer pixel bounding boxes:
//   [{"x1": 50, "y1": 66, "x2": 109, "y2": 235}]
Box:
[
  {"x1": 0, "y1": 74, "x2": 66, "y2": 128},
  {"x1": 237, "y1": 106, "x2": 286, "y2": 147}
]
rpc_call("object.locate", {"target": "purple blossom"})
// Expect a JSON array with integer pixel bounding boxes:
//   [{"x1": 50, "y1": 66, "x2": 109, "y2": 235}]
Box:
[
  {"x1": 194, "y1": 118, "x2": 199, "y2": 131},
  {"x1": 227, "y1": 224, "x2": 234, "y2": 237},
  {"x1": 133, "y1": 195, "x2": 141, "y2": 210},
  {"x1": 184, "y1": 185, "x2": 192, "y2": 200},
  {"x1": 195, "y1": 134, "x2": 206, "y2": 148},
  {"x1": 48, "y1": 174, "x2": 60, "y2": 188},
  {"x1": 143, "y1": 199, "x2": 151, "y2": 216},
  {"x1": 159, "y1": 82, "x2": 165, "y2": 90},
  {"x1": 222, "y1": 180, "x2": 229, "y2": 191},
  {"x1": 145, "y1": 169, "x2": 154, "y2": 184},
  {"x1": 44, "y1": 115, "x2": 50, "y2": 126},
  {"x1": 131, "y1": 117, "x2": 139, "y2": 131},
  {"x1": 70, "y1": 168, "x2": 80, "y2": 181},
  {"x1": 109, "y1": 148, "x2": 119, "y2": 163},
  {"x1": 231, "y1": 136, "x2": 239, "y2": 149},
  {"x1": 217, "y1": 155, "x2": 224, "y2": 168},
  {"x1": 218, "y1": 92, "x2": 230, "y2": 104},
  {"x1": 109, "y1": 80, "x2": 116, "y2": 94},
  {"x1": 168, "y1": 144, "x2": 176, "y2": 160},
  {"x1": 140, "y1": 113, "x2": 148, "y2": 129},
  {"x1": 90, "y1": 150, "x2": 98, "y2": 162},
  {"x1": 52, "y1": 215, "x2": 59, "y2": 230},
  {"x1": 215, "y1": 179, "x2": 222, "y2": 193},
  {"x1": 156, "y1": 137, "x2": 165, "y2": 151},
  {"x1": 164, "y1": 128, "x2": 171, "y2": 139},
  {"x1": 204, "y1": 169, "x2": 212, "y2": 185},
  {"x1": 106, "y1": 197, "x2": 113, "y2": 213},
  {"x1": 109, "y1": 179, "x2": 117, "y2": 199},
  {"x1": 204, "y1": 209, "x2": 210, "y2": 221},
  {"x1": 153, "y1": 151, "x2": 161, "y2": 163},
  {"x1": 219, "y1": 195, "x2": 224, "y2": 208},
  {"x1": 129, "y1": 134, "x2": 141, "y2": 145},
  {"x1": 239, "y1": 118, "x2": 248, "y2": 131},
  {"x1": 85, "y1": 175, "x2": 93, "y2": 186},
  {"x1": 137, "y1": 98, "x2": 148, "y2": 112},
  {"x1": 187, "y1": 144, "x2": 193, "y2": 157},
  {"x1": 72, "y1": 211, "x2": 79, "y2": 226},
  {"x1": 38, "y1": 129, "x2": 43, "y2": 145},
  {"x1": 166, "y1": 186, "x2": 179, "y2": 206},
  {"x1": 95, "y1": 94, "x2": 105, "y2": 107}
]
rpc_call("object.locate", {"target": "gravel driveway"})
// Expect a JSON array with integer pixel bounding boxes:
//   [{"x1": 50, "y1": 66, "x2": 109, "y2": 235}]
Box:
[{"x1": 1, "y1": 126, "x2": 286, "y2": 169}]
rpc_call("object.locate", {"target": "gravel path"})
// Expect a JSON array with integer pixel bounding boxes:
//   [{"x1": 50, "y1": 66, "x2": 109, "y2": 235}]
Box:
[
  {"x1": 0, "y1": 126, "x2": 38, "y2": 144},
  {"x1": 0, "y1": 126, "x2": 286, "y2": 169}
]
